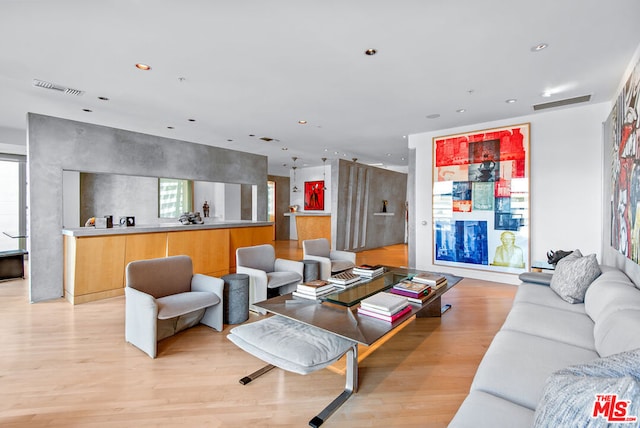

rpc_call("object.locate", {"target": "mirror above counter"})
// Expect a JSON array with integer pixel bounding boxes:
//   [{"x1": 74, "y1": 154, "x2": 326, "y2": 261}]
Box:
[{"x1": 62, "y1": 170, "x2": 258, "y2": 229}]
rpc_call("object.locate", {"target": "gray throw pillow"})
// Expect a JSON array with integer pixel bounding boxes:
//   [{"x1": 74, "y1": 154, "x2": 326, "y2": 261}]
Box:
[
  {"x1": 550, "y1": 250, "x2": 601, "y2": 303},
  {"x1": 533, "y1": 348, "x2": 640, "y2": 427}
]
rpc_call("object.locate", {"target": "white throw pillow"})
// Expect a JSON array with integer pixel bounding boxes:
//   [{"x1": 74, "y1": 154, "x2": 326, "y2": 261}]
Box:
[{"x1": 550, "y1": 250, "x2": 601, "y2": 304}]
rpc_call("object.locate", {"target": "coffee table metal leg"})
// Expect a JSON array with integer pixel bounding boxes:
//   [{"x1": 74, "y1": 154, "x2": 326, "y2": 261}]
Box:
[{"x1": 309, "y1": 344, "x2": 358, "y2": 427}]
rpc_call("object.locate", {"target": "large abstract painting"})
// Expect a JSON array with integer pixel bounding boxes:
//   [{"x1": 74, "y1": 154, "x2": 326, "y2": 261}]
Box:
[
  {"x1": 433, "y1": 124, "x2": 530, "y2": 274},
  {"x1": 610, "y1": 59, "x2": 640, "y2": 262}
]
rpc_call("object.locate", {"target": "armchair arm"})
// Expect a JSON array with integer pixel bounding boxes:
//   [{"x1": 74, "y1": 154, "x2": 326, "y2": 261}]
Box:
[
  {"x1": 191, "y1": 274, "x2": 224, "y2": 331},
  {"x1": 275, "y1": 258, "x2": 304, "y2": 277},
  {"x1": 191, "y1": 274, "x2": 224, "y2": 297},
  {"x1": 124, "y1": 287, "x2": 159, "y2": 358},
  {"x1": 236, "y1": 265, "x2": 268, "y2": 307},
  {"x1": 330, "y1": 250, "x2": 356, "y2": 264}
]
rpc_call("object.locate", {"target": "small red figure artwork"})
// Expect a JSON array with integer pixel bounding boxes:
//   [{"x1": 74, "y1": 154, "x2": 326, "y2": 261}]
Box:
[{"x1": 304, "y1": 181, "x2": 324, "y2": 210}]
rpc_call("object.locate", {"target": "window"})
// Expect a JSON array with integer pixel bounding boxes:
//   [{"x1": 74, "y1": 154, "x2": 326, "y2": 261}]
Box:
[
  {"x1": 158, "y1": 178, "x2": 193, "y2": 218},
  {"x1": 0, "y1": 156, "x2": 27, "y2": 251}
]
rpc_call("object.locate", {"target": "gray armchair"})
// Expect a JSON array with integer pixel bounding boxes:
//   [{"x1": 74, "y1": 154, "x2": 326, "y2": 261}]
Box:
[
  {"x1": 236, "y1": 244, "x2": 303, "y2": 314},
  {"x1": 125, "y1": 255, "x2": 224, "y2": 358},
  {"x1": 302, "y1": 238, "x2": 356, "y2": 280}
]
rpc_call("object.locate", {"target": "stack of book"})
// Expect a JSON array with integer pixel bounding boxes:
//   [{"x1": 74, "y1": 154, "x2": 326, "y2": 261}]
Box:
[
  {"x1": 357, "y1": 292, "x2": 411, "y2": 323},
  {"x1": 388, "y1": 279, "x2": 432, "y2": 304},
  {"x1": 411, "y1": 272, "x2": 448, "y2": 290},
  {"x1": 327, "y1": 271, "x2": 361, "y2": 287},
  {"x1": 352, "y1": 264, "x2": 385, "y2": 278},
  {"x1": 292, "y1": 280, "x2": 337, "y2": 300}
]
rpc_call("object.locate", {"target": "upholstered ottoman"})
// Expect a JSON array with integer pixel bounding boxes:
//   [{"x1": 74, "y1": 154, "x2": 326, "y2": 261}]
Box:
[{"x1": 227, "y1": 315, "x2": 358, "y2": 427}]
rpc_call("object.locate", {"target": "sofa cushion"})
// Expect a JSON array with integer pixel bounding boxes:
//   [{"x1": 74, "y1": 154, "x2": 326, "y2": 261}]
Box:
[
  {"x1": 501, "y1": 302, "x2": 595, "y2": 350},
  {"x1": 533, "y1": 348, "x2": 640, "y2": 427},
  {"x1": 550, "y1": 250, "x2": 601, "y2": 304},
  {"x1": 514, "y1": 282, "x2": 586, "y2": 314},
  {"x1": 470, "y1": 330, "x2": 599, "y2": 410},
  {"x1": 594, "y1": 309, "x2": 640, "y2": 357},
  {"x1": 266, "y1": 271, "x2": 302, "y2": 289},
  {"x1": 449, "y1": 390, "x2": 535, "y2": 428},
  {"x1": 227, "y1": 315, "x2": 355, "y2": 375},
  {"x1": 156, "y1": 291, "x2": 220, "y2": 320},
  {"x1": 584, "y1": 270, "x2": 640, "y2": 324}
]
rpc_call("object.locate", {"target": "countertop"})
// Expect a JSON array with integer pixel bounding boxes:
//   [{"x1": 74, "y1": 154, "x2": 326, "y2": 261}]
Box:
[{"x1": 62, "y1": 220, "x2": 274, "y2": 237}]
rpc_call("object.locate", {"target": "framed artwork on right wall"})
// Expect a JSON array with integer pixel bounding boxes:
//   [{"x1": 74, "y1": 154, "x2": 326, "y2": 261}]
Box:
[{"x1": 432, "y1": 123, "x2": 530, "y2": 274}]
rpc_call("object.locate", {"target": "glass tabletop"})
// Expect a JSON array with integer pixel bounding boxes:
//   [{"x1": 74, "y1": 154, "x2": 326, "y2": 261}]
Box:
[{"x1": 322, "y1": 271, "x2": 409, "y2": 307}]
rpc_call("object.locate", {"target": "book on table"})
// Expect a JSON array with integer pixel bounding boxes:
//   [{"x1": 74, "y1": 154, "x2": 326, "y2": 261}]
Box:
[
  {"x1": 393, "y1": 279, "x2": 430, "y2": 294},
  {"x1": 389, "y1": 286, "x2": 430, "y2": 299},
  {"x1": 292, "y1": 287, "x2": 336, "y2": 300},
  {"x1": 352, "y1": 264, "x2": 385, "y2": 277},
  {"x1": 357, "y1": 305, "x2": 412, "y2": 323},
  {"x1": 359, "y1": 291, "x2": 409, "y2": 314},
  {"x1": 327, "y1": 271, "x2": 361, "y2": 286},
  {"x1": 296, "y1": 280, "x2": 335, "y2": 294},
  {"x1": 386, "y1": 289, "x2": 432, "y2": 305},
  {"x1": 411, "y1": 272, "x2": 447, "y2": 287}
]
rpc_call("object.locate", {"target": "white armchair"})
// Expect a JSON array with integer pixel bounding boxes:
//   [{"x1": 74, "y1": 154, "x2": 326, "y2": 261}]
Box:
[
  {"x1": 125, "y1": 255, "x2": 224, "y2": 358},
  {"x1": 302, "y1": 238, "x2": 356, "y2": 280},
  {"x1": 236, "y1": 244, "x2": 303, "y2": 314}
]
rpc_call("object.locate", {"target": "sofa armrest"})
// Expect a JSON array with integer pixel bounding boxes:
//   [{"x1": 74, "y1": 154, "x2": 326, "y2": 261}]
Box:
[
  {"x1": 191, "y1": 274, "x2": 224, "y2": 331},
  {"x1": 519, "y1": 272, "x2": 553, "y2": 286},
  {"x1": 330, "y1": 250, "x2": 356, "y2": 264},
  {"x1": 124, "y1": 286, "x2": 159, "y2": 358}
]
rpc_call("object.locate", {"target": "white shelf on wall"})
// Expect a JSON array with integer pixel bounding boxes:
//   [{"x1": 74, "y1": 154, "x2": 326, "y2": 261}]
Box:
[{"x1": 373, "y1": 212, "x2": 394, "y2": 216}]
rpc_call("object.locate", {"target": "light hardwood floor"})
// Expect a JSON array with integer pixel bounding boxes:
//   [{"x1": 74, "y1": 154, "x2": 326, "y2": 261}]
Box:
[{"x1": 0, "y1": 242, "x2": 516, "y2": 427}]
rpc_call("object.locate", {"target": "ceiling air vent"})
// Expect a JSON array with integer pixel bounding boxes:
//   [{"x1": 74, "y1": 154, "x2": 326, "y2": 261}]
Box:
[
  {"x1": 33, "y1": 79, "x2": 84, "y2": 96},
  {"x1": 259, "y1": 137, "x2": 274, "y2": 142},
  {"x1": 533, "y1": 95, "x2": 591, "y2": 111}
]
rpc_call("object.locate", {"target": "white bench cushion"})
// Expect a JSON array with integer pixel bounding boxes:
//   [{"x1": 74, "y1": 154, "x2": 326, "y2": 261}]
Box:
[{"x1": 228, "y1": 315, "x2": 355, "y2": 375}]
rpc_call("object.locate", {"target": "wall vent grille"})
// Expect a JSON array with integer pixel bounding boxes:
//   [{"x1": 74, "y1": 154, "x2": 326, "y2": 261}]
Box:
[
  {"x1": 33, "y1": 79, "x2": 84, "y2": 96},
  {"x1": 533, "y1": 95, "x2": 591, "y2": 111}
]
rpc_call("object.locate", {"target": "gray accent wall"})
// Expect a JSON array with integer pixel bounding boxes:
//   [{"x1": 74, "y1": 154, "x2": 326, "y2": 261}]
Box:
[
  {"x1": 27, "y1": 113, "x2": 268, "y2": 302},
  {"x1": 268, "y1": 174, "x2": 290, "y2": 241},
  {"x1": 333, "y1": 159, "x2": 407, "y2": 251}
]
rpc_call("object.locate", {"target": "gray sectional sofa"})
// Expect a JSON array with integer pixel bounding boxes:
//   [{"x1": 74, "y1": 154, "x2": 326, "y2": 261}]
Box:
[{"x1": 449, "y1": 263, "x2": 640, "y2": 427}]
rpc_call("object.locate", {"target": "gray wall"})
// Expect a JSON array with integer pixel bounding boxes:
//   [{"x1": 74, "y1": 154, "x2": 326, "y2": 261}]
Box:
[
  {"x1": 80, "y1": 173, "x2": 159, "y2": 226},
  {"x1": 268, "y1": 174, "x2": 290, "y2": 241},
  {"x1": 333, "y1": 159, "x2": 407, "y2": 251},
  {"x1": 27, "y1": 113, "x2": 268, "y2": 302}
]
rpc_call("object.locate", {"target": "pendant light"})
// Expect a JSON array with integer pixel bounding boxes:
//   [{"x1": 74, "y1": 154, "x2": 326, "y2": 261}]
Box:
[
  {"x1": 292, "y1": 157, "x2": 299, "y2": 193},
  {"x1": 322, "y1": 157, "x2": 328, "y2": 190}
]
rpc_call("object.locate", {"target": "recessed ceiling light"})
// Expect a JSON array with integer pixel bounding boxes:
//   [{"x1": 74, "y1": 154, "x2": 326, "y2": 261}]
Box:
[
  {"x1": 456, "y1": 109, "x2": 466, "y2": 113},
  {"x1": 531, "y1": 43, "x2": 548, "y2": 52},
  {"x1": 542, "y1": 91, "x2": 552, "y2": 98},
  {"x1": 426, "y1": 113, "x2": 441, "y2": 119},
  {"x1": 505, "y1": 99, "x2": 517, "y2": 104},
  {"x1": 298, "y1": 120, "x2": 307, "y2": 125},
  {"x1": 188, "y1": 118, "x2": 196, "y2": 122},
  {"x1": 402, "y1": 135, "x2": 407, "y2": 139},
  {"x1": 386, "y1": 153, "x2": 392, "y2": 157},
  {"x1": 227, "y1": 139, "x2": 233, "y2": 142},
  {"x1": 364, "y1": 48, "x2": 377, "y2": 56},
  {"x1": 167, "y1": 126, "x2": 174, "y2": 129},
  {"x1": 135, "y1": 63, "x2": 152, "y2": 70},
  {"x1": 281, "y1": 147, "x2": 288, "y2": 151},
  {"x1": 82, "y1": 109, "x2": 92, "y2": 112},
  {"x1": 97, "y1": 96, "x2": 109, "y2": 101}
]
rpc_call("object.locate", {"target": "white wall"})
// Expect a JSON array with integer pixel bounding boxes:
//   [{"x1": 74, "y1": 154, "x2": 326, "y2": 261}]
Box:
[
  {"x1": 289, "y1": 164, "x2": 332, "y2": 239},
  {"x1": 409, "y1": 102, "x2": 610, "y2": 284}
]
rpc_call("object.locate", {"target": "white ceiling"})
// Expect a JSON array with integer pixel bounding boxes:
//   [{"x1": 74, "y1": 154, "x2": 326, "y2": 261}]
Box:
[{"x1": 1, "y1": 0, "x2": 640, "y2": 176}]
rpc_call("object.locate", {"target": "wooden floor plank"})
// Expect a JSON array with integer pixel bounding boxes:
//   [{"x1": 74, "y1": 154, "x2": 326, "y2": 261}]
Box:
[{"x1": 0, "y1": 242, "x2": 516, "y2": 427}]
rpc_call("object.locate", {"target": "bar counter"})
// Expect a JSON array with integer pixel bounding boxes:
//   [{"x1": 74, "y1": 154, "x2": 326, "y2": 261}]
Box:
[{"x1": 62, "y1": 221, "x2": 274, "y2": 304}]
